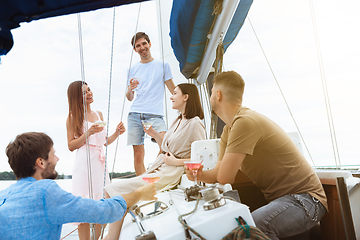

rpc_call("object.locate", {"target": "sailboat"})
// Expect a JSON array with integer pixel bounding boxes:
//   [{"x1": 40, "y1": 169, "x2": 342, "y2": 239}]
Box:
[{"x1": 0, "y1": 0, "x2": 360, "y2": 240}]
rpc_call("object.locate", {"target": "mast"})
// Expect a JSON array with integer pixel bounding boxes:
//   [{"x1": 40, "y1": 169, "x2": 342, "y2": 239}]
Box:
[{"x1": 197, "y1": 0, "x2": 241, "y2": 85}]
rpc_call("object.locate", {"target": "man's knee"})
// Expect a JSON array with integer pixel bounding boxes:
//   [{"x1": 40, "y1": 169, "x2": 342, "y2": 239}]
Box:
[
  {"x1": 252, "y1": 210, "x2": 270, "y2": 234},
  {"x1": 133, "y1": 145, "x2": 144, "y2": 154}
]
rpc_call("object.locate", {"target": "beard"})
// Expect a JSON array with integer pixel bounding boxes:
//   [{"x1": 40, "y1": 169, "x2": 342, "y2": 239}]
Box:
[{"x1": 41, "y1": 164, "x2": 58, "y2": 180}]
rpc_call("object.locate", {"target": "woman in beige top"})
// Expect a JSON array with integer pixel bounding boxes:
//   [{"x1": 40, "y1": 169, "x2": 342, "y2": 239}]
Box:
[{"x1": 104, "y1": 83, "x2": 205, "y2": 240}]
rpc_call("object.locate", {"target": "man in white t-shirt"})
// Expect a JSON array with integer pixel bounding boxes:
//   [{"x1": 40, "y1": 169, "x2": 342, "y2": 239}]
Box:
[{"x1": 126, "y1": 32, "x2": 175, "y2": 176}]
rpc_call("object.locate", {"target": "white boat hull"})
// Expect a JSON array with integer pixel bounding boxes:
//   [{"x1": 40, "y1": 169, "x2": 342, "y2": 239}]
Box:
[{"x1": 119, "y1": 189, "x2": 255, "y2": 240}]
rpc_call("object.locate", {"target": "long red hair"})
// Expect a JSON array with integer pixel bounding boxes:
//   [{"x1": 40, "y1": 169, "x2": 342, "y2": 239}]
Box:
[{"x1": 67, "y1": 81, "x2": 87, "y2": 137}]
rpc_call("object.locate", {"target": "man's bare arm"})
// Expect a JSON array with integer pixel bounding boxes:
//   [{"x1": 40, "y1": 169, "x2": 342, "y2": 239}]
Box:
[
  {"x1": 126, "y1": 79, "x2": 139, "y2": 101},
  {"x1": 186, "y1": 152, "x2": 246, "y2": 185},
  {"x1": 185, "y1": 161, "x2": 219, "y2": 184},
  {"x1": 217, "y1": 152, "x2": 246, "y2": 184},
  {"x1": 126, "y1": 88, "x2": 134, "y2": 101},
  {"x1": 121, "y1": 184, "x2": 157, "y2": 207},
  {"x1": 165, "y1": 79, "x2": 175, "y2": 94}
]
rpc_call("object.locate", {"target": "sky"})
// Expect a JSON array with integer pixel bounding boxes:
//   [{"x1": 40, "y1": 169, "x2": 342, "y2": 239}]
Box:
[{"x1": 0, "y1": 0, "x2": 359, "y2": 175}]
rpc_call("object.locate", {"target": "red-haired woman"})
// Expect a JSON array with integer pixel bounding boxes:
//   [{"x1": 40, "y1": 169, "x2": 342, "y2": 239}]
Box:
[{"x1": 66, "y1": 81, "x2": 125, "y2": 240}]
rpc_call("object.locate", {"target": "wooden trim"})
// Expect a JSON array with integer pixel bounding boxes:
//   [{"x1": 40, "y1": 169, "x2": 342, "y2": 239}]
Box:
[
  {"x1": 232, "y1": 174, "x2": 356, "y2": 240},
  {"x1": 320, "y1": 178, "x2": 336, "y2": 185},
  {"x1": 336, "y1": 177, "x2": 356, "y2": 240}
]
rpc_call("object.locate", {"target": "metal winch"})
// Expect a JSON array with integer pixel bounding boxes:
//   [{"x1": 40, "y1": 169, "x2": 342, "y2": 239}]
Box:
[{"x1": 200, "y1": 186, "x2": 226, "y2": 211}]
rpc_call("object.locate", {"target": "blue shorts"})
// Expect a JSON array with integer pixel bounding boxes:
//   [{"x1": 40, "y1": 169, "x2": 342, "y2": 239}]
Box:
[{"x1": 127, "y1": 112, "x2": 167, "y2": 145}]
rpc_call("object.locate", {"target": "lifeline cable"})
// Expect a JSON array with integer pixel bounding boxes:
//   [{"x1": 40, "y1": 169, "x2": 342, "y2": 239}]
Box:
[
  {"x1": 309, "y1": 0, "x2": 341, "y2": 169},
  {"x1": 248, "y1": 17, "x2": 316, "y2": 167}
]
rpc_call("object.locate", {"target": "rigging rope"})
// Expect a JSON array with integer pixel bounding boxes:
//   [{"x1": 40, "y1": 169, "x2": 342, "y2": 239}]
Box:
[
  {"x1": 103, "y1": 6, "x2": 117, "y2": 196},
  {"x1": 110, "y1": 3, "x2": 142, "y2": 181},
  {"x1": 196, "y1": 0, "x2": 224, "y2": 140},
  {"x1": 77, "y1": 12, "x2": 96, "y2": 240},
  {"x1": 157, "y1": 0, "x2": 169, "y2": 128},
  {"x1": 203, "y1": 0, "x2": 223, "y2": 55},
  {"x1": 210, "y1": 40, "x2": 224, "y2": 139},
  {"x1": 60, "y1": 227, "x2": 78, "y2": 240},
  {"x1": 247, "y1": 17, "x2": 316, "y2": 167},
  {"x1": 77, "y1": 13, "x2": 95, "y2": 200},
  {"x1": 309, "y1": 0, "x2": 341, "y2": 169},
  {"x1": 203, "y1": 81, "x2": 212, "y2": 127},
  {"x1": 198, "y1": 83, "x2": 208, "y2": 139},
  {"x1": 177, "y1": 195, "x2": 206, "y2": 240}
]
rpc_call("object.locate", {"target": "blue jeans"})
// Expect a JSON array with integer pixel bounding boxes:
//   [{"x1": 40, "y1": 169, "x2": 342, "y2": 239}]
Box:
[
  {"x1": 252, "y1": 193, "x2": 326, "y2": 240},
  {"x1": 127, "y1": 112, "x2": 167, "y2": 145}
]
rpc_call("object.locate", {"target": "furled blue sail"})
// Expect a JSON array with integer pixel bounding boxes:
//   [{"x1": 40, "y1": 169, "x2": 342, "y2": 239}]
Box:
[
  {"x1": 0, "y1": 0, "x2": 149, "y2": 56},
  {"x1": 169, "y1": 0, "x2": 253, "y2": 79}
]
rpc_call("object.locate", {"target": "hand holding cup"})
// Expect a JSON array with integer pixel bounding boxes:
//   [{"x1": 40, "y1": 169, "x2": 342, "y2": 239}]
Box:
[{"x1": 129, "y1": 78, "x2": 139, "y2": 91}]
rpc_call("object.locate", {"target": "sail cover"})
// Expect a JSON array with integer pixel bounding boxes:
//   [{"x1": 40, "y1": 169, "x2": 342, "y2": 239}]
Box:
[
  {"x1": 0, "y1": 0, "x2": 149, "y2": 56},
  {"x1": 169, "y1": 0, "x2": 253, "y2": 78}
]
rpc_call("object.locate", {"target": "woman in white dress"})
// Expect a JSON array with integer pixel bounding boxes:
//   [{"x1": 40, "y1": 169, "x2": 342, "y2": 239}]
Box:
[
  {"x1": 104, "y1": 83, "x2": 206, "y2": 240},
  {"x1": 66, "y1": 81, "x2": 125, "y2": 240}
]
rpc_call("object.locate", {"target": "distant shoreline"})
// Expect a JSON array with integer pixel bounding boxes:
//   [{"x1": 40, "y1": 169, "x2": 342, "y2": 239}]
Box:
[{"x1": 0, "y1": 171, "x2": 135, "y2": 181}]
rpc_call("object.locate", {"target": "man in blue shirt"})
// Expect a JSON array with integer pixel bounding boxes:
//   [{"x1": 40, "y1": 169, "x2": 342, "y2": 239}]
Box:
[{"x1": 0, "y1": 132, "x2": 156, "y2": 240}]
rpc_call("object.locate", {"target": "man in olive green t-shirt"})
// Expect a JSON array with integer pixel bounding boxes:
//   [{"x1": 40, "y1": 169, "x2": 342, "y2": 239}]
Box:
[{"x1": 186, "y1": 71, "x2": 327, "y2": 240}]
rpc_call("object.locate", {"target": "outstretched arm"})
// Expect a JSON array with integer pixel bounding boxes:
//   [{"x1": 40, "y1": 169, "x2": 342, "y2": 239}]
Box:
[
  {"x1": 45, "y1": 181, "x2": 156, "y2": 225},
  {"x1": 121, "y1": 184, "x2": 157, "y2": 208},
  {"x1": 107, "y1": 122, "x2": 126, "y2": 145},
  {"x1": 96, "y1": 112, "x2": 125, "y2": 146}
]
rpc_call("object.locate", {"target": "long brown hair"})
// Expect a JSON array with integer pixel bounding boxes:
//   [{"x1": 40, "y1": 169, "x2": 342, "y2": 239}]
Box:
[
  {"x1": 67, "y1": 81, "x2": 86, "y2": 137},
  {"x1": 177, "y1": 83, "x2": 204, "y2": 120}
]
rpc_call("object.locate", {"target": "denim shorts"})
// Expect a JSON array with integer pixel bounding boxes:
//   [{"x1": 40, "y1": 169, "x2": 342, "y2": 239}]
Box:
[{"x1": 127, "y1": 112, "x2": 167, "y2": 145}]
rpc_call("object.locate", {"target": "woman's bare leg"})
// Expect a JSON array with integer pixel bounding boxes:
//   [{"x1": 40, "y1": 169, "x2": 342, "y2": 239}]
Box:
[
  {"x1": 94, "y1": 223, "x2": 106, "y2": 240},
  {"x1": 105, "y1": 214, "x2": 126, "y2": 240},
  {"x1": 79, "y1": 222, "x2": 104, "y2": 240},
  {"x1": 103, "y1": 190, "x2": 126, "y2": 240},
  {"x1": 78, "y1": 223, "x2": 90, "y2": 240}
]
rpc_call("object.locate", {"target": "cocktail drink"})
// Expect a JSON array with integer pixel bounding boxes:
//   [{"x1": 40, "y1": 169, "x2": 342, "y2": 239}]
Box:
[
  {"x1": 93, "y1": 121, "x2": 106, "y2": 138},
  {"x1": 184, "y1": 160, "x2": 203, "y2": 186},
  {"x1": 142, "y1": 122, "x2": 152, "y2": 130},
  {"x1": 141, "y1": 119, "x2": 154, "y2": 138},
  {"x1": 184, "y1": 162, "x2": 202, "y2": 170},
  {"x1": 131, "y1": 78, "x2": 140, "y2": 91},
  {"x1": 94, "y1": 120, "x2": 106, "y2": 127},
  {"x1": 142, "y1": 176, "x2": 160, "y2": 184}
]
